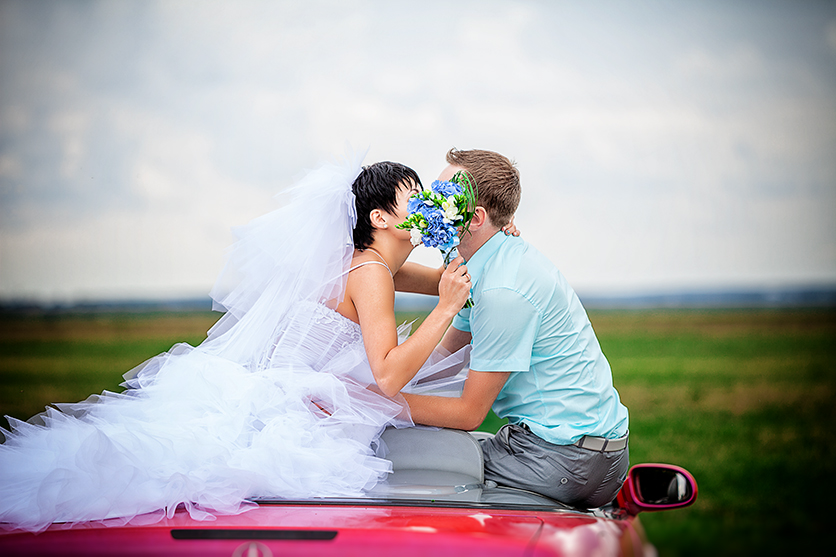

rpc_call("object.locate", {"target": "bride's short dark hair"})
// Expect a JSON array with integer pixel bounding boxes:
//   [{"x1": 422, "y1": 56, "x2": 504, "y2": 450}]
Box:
[{"x1": 352, "y1": 161, "x2": 421, "y2": 250}]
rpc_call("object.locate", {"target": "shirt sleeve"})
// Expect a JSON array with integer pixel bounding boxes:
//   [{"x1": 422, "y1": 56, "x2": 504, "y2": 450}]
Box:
[
  {"x1": 451, "y1": 306, "x2": 471, "y2": 332},
  {"x1": 469, "y1": 287, "x2": 539, "y2": 372}
]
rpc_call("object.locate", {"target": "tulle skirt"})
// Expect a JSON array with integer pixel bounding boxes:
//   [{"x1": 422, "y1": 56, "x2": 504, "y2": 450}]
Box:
[{"x1": 0, "y1": 305, "x2": 469, "y2": 533}]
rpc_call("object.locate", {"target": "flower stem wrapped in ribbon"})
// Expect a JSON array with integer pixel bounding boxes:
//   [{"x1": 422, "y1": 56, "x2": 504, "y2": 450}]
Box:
[{"x1": 397, "y1": 171, "x2": 477, "y2": 307}]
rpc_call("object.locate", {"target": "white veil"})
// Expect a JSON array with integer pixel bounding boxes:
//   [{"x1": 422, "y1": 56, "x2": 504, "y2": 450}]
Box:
[{"x1": 202, "y1": 150, "x2": 365, "y2": 368}]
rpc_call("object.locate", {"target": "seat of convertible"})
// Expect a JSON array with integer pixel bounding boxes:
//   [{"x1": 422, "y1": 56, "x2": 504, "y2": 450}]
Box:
[{"x1": 366, "y1": 427, "x2": 487, "y2": 501}]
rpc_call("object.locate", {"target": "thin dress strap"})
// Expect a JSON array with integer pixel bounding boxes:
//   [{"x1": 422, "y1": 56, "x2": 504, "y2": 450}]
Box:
[{"x1": 348, "y1": 260, "x2": 393, "y2": 277}]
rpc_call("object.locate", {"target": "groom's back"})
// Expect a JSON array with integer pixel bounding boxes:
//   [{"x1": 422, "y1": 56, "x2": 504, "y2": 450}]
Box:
[{"x1": 479, "y1": 234, "x2": 628, "y2": 444}]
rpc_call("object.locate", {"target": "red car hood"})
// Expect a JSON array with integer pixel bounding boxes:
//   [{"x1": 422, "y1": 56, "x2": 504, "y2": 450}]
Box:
[{"x1": 0, "y1": 502, "x2": 643, "y2": 557}]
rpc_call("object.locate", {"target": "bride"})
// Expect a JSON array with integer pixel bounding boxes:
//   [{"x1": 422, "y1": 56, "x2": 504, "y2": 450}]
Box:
[{"x1": 0, "y1": 153, "x2": 474, "y2": 532}]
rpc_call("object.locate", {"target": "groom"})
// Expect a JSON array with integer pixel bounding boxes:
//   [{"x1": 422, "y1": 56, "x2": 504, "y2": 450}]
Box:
[{"x1": 403, "y1": 148, "x2": 629, "y2": 508}]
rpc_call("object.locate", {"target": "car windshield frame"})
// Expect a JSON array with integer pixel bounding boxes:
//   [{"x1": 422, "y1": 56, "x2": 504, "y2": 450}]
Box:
[{"x1": 250, "y1": 480, "x2": 608, "y2": 515}]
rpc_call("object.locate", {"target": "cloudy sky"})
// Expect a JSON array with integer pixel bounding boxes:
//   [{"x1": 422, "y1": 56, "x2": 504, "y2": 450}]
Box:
[{"x1": 1, "y1": 0, "x2": 835, "y2": 303}]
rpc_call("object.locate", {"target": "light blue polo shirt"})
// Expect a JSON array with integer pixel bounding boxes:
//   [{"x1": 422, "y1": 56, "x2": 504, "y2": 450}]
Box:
[{"x1": 452, "y1": 232, "x2": 628, "y2": 446}]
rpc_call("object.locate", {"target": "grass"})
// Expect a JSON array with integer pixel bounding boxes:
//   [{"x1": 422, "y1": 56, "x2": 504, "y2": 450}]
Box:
[
  {"x1": 592, "y1": 309, "x2": 835, "y2": 556},
  {"x1": 1, "y1": 308, "x2": 834, "y2": 555},
  {"x1": 0, "y1": 312, "x2": 217, "y2": 423}
]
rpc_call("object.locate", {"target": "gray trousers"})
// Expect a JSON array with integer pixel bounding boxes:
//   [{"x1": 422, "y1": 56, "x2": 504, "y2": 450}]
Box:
[{"x1": 480, "y1": 424, "x2": 629, "y2": 508}]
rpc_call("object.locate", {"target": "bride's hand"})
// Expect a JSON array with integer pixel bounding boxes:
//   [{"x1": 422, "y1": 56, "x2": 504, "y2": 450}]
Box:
[
  {"x1": 502, "y1": 216, "x2": 520, "y2": 237},
  {"x1": 438, "y1": 256, "x2": 472, "y2": 315}
]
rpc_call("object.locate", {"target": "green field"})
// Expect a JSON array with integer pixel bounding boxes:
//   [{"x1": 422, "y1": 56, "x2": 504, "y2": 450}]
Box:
[{"x1": 1, "y1": 308, "x2": 834, "y2": 555}]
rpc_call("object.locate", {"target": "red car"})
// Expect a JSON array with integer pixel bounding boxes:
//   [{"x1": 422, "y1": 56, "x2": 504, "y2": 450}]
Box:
[{"x1": 0, "y1": 428, "x2": 697, "y2": 556}]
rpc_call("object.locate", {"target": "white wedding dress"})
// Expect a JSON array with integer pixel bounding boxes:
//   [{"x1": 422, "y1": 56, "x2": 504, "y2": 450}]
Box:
[{"x1": 0, "y1": 154, "x2": 469, "y2": 533}]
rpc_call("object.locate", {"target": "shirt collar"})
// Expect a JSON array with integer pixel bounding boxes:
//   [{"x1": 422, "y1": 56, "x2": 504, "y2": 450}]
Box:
[{"x1": 463, "y1": 231, "x2": 507, "y2": 286}]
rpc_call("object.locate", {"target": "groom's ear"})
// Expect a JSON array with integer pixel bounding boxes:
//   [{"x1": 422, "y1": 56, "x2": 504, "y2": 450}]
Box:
[{"x1": 470, "y1": 206, "x2": 490, "y2": 230}]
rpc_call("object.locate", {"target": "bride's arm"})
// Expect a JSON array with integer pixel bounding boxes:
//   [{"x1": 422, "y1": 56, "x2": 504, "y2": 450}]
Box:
[
  {"x1": 350, "y1": 258, "x2": 471, "y2": 398},
  {"x1": 393, "y1": 262, "x2": 443, "y2": 295}
]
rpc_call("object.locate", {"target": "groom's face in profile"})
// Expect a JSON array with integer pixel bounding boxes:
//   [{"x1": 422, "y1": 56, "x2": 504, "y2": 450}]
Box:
[{"x1": 438, "y1": 164, "x2": 465, "y2": 182}]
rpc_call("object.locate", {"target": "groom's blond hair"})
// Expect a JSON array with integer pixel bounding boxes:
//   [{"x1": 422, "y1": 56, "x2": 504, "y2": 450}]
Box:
[{"x1": 445, "y1": 148, "x2": 520, "y2": 228}]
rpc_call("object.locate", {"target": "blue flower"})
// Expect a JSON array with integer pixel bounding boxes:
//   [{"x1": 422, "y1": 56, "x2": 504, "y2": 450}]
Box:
[
  {"x1": 407, "y1": 196, "x2": 423, "y2": 214},
  {"x1": 431, "y1": 180, "x2": 461, "y2": 198},
  {"x1": 420, "y1": 212, "x2": 455, "y2": 250},
  {"x1": 399, "y1": 180, "x2": 465, "y2": 256}
]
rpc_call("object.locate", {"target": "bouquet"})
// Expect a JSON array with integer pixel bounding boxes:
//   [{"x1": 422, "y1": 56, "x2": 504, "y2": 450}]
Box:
[{"x1": 397, "y1": 171, "x2": 477, "y2": 307}]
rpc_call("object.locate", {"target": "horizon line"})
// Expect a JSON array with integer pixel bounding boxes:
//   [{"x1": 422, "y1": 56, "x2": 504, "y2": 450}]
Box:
[{"x1": 2, "y1": 285, "x2": 835, "y2": 313}]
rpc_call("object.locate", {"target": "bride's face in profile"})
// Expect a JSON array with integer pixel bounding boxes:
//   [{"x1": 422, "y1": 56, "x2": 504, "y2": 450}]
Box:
[
  {"x1": 387, "y1": 179, "x2": 422, "y2": 242},
  {"x1": 390, "y1": 178, "x2": 421, "y2": 223}
]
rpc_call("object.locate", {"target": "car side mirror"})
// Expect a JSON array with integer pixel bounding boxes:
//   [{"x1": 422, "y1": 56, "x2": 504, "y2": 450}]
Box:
[{"x1": 617, "y1": 463, "x2": 698, "y2": 515}]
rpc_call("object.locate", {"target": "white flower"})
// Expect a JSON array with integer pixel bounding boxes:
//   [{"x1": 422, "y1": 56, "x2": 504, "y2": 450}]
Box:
[
  {"x1": 441, "y1": 196, "x2": 462, "y2": 224},
  {"x1": 409, "y1": 227, "x2": 423, "y2": 246}
]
